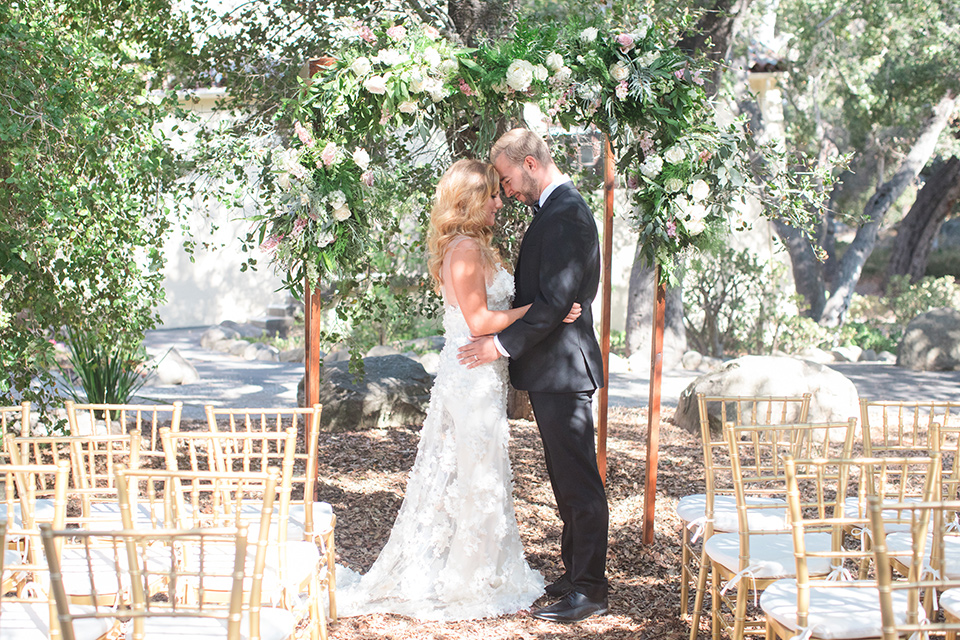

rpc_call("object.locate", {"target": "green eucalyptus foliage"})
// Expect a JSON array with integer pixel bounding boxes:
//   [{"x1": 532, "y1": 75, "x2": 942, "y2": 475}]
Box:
[{"x1": 0, "y1": 1, "x2": 181, "y2": 407}]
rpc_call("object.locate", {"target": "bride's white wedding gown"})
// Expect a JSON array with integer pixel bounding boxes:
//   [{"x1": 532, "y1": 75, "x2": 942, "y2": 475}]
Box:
[{"x1": 336, "y1": 264, "x2": 544, "y2": 620}]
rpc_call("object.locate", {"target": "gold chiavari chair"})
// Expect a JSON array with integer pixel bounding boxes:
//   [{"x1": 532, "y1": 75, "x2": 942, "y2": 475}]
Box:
[
  {"x1": 681, "y1": 394, "x2": 811, "y2": 640},
  {"x1": 706, "y1": 418, "x2": 856, "y2": 640},
  {"x1": 65, "y1": 400, "x2": 182, "y2": 461},
  {"x1": 205, "y1": 405, "x2": 337, "y2": 620},
  {"x1": 42, "y1": 523, "x2": 295, "y2": 640},
  {"x1": 761, "y1": 455, "x2": 941, "y2": 640}
]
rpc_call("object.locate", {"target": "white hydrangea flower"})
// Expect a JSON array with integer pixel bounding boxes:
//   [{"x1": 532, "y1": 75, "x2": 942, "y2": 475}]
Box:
[
  {"x1": 665, "y1": 177, "x2": 684, "y2": 192},
  {"x1": 580, "y1": 27, "x2": 598, "y2": 42},
  {"x1": 506, "y1": 59, "x2": 535, "y2": 91},
  {"x1": 545, "y1": 52, "x2": 564, "y2": 71},
  {"x1": 688, "y1": 179, "x2": 710, "y2": 202},
  {"x1": 327, "y1": 190, "x2": 347, "y2": 209},
  {"x1": 610, "y1": 61, "x2": 630, "y2": 82},
  {"x1": 665, "y1": 145, "x2": 686, "y2": 164},
  {"x1": 425, "y1": 78, "x2": 446, "y2": 102},
  {"x1": 350, "y1": 56, "x2": 371, "y2": 76},
  {"x1": 640, "y1": 155, "x2": 663, "y2": 178}
]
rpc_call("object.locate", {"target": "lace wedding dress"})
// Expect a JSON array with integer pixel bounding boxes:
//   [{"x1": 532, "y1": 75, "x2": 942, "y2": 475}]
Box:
[{"x1": 336, "y1": 264, "x2": 544, "y2": 620}]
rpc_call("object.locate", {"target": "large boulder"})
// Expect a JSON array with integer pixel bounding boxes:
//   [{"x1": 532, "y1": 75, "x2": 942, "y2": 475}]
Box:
[
  {"x1": 144, "y1": 347, "x2": 199, "y2": 386},
  {"x1": 298, "y1": 355, "x2": 433, "y2": 432},
  {"x1": 897, "y1": 307, "x2": 960, "y2": 371},
  {"x1": 674, "y1": 355, "x2": 860, "y2": 435}
]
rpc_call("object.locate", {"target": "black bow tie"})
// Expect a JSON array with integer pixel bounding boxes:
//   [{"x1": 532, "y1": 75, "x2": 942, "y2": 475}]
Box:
[{"x1": 531, "y1": 203, "x2": 541, "y2": 215}]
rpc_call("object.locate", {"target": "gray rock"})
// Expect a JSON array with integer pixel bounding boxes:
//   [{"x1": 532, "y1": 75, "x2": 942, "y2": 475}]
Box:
[
  {"x1": 418, "y1": 352, "x2": 440, "y2": 375},
  {"x1": 832, "y1": 346, "x2": 863, "y2": 363},
  {"x1": 255, "y1": 345, "x2": 280, "y2": 362},
  {"x1": 897, "y1": 307, "x2": 960, "y2": 371},
  {"x1": 324, "y1": 349, "x2": 350, "y2": 364},
  {"x1": 279, "y1": 347, "x2": 306, "y2": 363},
  {"x1": 365, "y1": 345, "x2": 401, "y2": 357},
  {"x1": 700, "y1": 356, "x2": 724, "y2": 371},
  {"x1": 674, "y1": 355, "x2": 860, "y2": 436},
  {"x1": 878, "y1": 351, "x2": 897, "y2": 363},
  {"x1": 219, "y1": 320, "x2": 266, "y2": 339},
  {"x1": 859, "y1": 349, "x2": 878, "y2": 362},
  {"x1": 229, "y1": 340, "x2": 251, "y2": 356},
  {"x1": 799, "y1": 347, "x2": 836, "y2": 364},
  {"x1": 681, "y1": 350, "x2": 703, "y2": 371},
  {"x1": 402, "y1": 350, "x2": 420, "y2": 361},
  {"x1": 298, "y1": 355, "x2": 433, "y2": 432},
  {"x1": 200, "y1": 325, "x2": 240, "y2": 350},
  {"x1": 146, "y1": 347, "x2": 200, "y2": 386}
]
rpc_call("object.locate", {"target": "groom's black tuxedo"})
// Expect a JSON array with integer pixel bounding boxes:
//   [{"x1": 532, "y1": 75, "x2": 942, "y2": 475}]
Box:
[
  {"x1": 497, "y1": 181, "x2": 609, "y2": 600},
  {"x1": 497, "y1": 182, "x2": 604, "y2": 392}
]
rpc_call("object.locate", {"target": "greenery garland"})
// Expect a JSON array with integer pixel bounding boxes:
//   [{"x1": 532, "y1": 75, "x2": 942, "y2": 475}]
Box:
[{"x1": 253, "y1": 13, "x2": 815, "y2": 290}]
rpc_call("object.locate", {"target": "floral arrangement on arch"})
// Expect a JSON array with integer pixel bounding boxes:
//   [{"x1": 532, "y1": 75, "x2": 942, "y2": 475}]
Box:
[{"x1": 257, "y1": 13, "x2": 758, "y2": 287}]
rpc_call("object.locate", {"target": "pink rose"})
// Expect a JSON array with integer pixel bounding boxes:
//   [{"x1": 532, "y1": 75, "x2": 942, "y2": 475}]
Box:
[
  {"x1": 357, "y1": 25, "x2": 377, "y2": 43},
  {"x1": 692, "y1": 70, "x2": 705, "y2": 85},
  {"x1": 423, "y1": 25, "x2": 439, "y2": 39},
  {"x1": 362, "y1": 171, "x2": 375, "y2": 187},
  {"x1": 320, "y1": 142, "x2": 338, "y2": 167},
  {"x1": 616, "y1": 33, "x2": 635, "y2": 52},
  {"x1": 459, "y1": 78, "x2": 475, "y2": 96},
  {"x1": 666, "y1": 220, "x2": 677, "y2": 238},
  {"x1": 386, "y1": 25, "x2": 406, "y2": 40},
  {"x1": 293, "y1": 121, "x2": 314, "y2": 147}
]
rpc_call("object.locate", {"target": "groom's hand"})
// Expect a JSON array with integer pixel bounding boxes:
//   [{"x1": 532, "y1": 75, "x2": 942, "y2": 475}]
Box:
[{"x1": 457, "y1": 335, "x2": 500, "y2": 369}]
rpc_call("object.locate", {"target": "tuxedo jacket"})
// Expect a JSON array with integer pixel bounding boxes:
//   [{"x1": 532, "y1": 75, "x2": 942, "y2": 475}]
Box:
[{"x1": 497, "y1": 182, "x2": 605, "y2": 393}]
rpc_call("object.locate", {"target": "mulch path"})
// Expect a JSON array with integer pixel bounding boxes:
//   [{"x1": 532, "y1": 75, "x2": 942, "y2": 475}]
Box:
[{"x1": 315, "y1": 406, "x2": 707, "y2": 640}]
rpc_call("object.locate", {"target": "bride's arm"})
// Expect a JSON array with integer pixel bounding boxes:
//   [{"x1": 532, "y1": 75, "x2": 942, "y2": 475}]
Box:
[{"x1": 448, "y1": 240, "x2": 530, "y2": 336}]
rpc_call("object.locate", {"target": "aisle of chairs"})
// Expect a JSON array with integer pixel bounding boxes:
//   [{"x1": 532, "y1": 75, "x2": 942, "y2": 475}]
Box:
[
  {"x1": 0, "y1": 401, "x2": 335, "y2": 640},
  {"x1": 678, "y1": 395, "x2": 960, "y2": 640}
]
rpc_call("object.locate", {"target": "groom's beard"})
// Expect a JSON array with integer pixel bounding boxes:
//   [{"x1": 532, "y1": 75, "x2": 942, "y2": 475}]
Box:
[{"x1": 516, "y1": 171, "x2": 540, "y2": 207}]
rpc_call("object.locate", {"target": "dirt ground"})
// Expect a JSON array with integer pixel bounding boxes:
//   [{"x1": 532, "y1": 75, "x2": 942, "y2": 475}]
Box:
[{"x1": 315, "y1": 406, "x2": 705, "y2": 640}]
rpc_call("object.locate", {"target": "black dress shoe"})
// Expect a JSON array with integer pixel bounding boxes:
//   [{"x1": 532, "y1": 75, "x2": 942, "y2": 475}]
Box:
[
  {"x1": 544, "y1": 576, "x2": 573, "y2": 597},
  {"x1": 531, "y1": 591, "x2": 608, "y2": 623}
]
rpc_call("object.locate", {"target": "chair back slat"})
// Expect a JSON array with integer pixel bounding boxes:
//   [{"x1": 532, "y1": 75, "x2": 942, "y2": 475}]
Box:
[{"x1": 65, "y1": 400, "x2": 182, "y2": 458}]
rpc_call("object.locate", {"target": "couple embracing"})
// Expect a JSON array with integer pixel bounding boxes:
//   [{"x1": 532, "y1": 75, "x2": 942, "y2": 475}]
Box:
[{"x1": 338, "y1": 128, "x2": 609, "y2": 623}]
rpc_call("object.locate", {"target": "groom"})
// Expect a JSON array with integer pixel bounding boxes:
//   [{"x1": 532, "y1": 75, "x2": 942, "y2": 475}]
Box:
[{"x1": 457, "y1": 128, "x2": 609, "y2": 622}]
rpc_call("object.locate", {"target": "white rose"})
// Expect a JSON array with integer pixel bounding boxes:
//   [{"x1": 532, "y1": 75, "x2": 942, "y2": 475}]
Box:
[
  {"x1": 545, "y1": 52, "x2": 564, "y2": 71},
  {"x1": 350, "y1": 56, "x2": 371, "y2": 76},
  {"x1": 327, "y1": 190, "x2": 347, "y2": 209},
  {"x1": 552, "y1": 66, "x2": 573, "y2": 84},
  {"x1": 332, "y1": 205, "x2": 352, "y2": 222},
  {"x1": 374, "y1": 49, "x2": 408, "y2": 66},
  {"x1": 636, "y1": 15, "x2": 652, "y2": 40},
  {"x1": 688, "y1": 179, "x2": 710, "y2": 202},
  {"x1": 580, "y1": 27, "x2": 598, "y2": 42},
  {"x1": 363, "y1": 75, "x2": 388, "y2": 94},
  {"x1": 640, "y1": 155, "x2": 663, "y2": 178},
  {"x1": 506, "y1": 59, "x2": 535, "y2": 91},
  {"x1": 277, "y1": 172, "x2": 291, "y2": 190},
  {"x1": 398, "y1": 100, "x2": 418, "y2": 114},
  {"x1": 423, "y1": 47, "x2": 441, "y2": 69},
  {"x1": 317, "y1": 231, "x2": 335, "y2": 246},
  {"x1": 533, "y1": 64, "x2": 549, "y2": 82},
  {"x1": 639, "y1": 51, "x2": 659, "y2": 66},
  {"x1": 352, "y1": 147, "x2": 370, "y2": 170},
  {"x1": 665, "y1": 145, "x2": 686, "y2": 164},
  {"x1": 425, "y1": 78, "x2": 446, "y2": 102},
  {"x1": 686, "y1": 203, "x2": 708, "y2": 222},
  {"x1": 665, "y1": 178, "x2": 684, "y2": 193},
  {"x1": 684, "y1": 216, "x2": 706, "y2": 236},
  {"x1": 610, "y1": 62, "x2": 630, "y2": 82},
  {"x1": 409, "y1": 74, "x2": 425, "y2": 93}
]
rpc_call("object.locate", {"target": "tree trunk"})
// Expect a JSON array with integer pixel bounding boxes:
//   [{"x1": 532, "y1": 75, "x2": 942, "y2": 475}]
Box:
[
  {"x1": 886, "y1": 156, "x2": 960, "y2": 283},
  {"x1": 677, "y1": 0, "x2": 754, "y2": 97},
  {"x1": 624, "y1": 255, "x2": 686, "y2": 367},
  {"x1": 446, "y1": 0, "x2": 521, "y2": 46},
  {"x1": 819, "y1": 91, "x2": 959, "y2": 326},
  {"x1": 772, "y1": 219, "x2": 827, "y2": 318}
]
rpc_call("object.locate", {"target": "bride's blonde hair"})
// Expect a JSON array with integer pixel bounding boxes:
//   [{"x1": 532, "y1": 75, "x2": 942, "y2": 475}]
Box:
[{"x1": 427, "y1": 159, "x2": 501, "y2": 294}]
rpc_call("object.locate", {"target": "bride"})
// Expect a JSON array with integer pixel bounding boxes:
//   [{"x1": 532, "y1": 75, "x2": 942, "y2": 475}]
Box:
[{"x1": 336, "y1": 159, "x2": 580, "y2": 620}]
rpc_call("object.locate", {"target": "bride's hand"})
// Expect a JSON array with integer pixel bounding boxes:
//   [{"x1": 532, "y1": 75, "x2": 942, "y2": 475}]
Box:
[{"x1": 562, "y1": 302, "x2": 582, "y2": 324}]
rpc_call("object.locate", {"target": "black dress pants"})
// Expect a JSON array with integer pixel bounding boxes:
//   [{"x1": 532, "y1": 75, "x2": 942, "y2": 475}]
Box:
[{"x1": 528, "y1": 389, "x2": 609, "y2": 599}]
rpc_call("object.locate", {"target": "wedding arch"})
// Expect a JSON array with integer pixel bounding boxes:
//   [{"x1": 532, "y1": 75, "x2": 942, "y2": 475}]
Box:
[{"x1": 256, "y1": 15, "x2": 784, "y2": 542}]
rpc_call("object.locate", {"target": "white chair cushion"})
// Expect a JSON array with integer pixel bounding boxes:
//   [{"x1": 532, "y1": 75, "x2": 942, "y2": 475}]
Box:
[
  {"x1": 58, "y1": 544, "x2": 176, "y2": 597},
  {"x1": 182, "y1": 541, "x2": 320, "y2": 601},
  {"x1": 760, "y1": 578, "x2": 917, "y2": 639},
  {"x1": 705, "y1": 532, "x2": 835, "y2": 578},
  {"x1": 127, "y1": 607, "x2": 295, "y2": 640},
  {"x1": 0, "y1": 602, "x2": 114, "y2": 640},
  {"x1": 85, "y1": 502, "x2": 163, "y2": 529},
  {"x1": 885, "y1": 532, "x2": 960, "y2": 578},
  {"x1": 940, "y1": 588, "x2": 960, "y2": 618},
  {"x1": 0, "y1": 500, "x2": 56, "y2": 528},
  {"x1": 4, "y1": 549, "x2": 21, "y2": 567},
  {"x1": 843, "y1": 500, "x2": 916, "y2": 533},
  {"x1": 239, "y1": 500, "x2": 334, "y2": 541},
  {"x1": 676, "y1": 494, "x2": 788, "y2": 532}
]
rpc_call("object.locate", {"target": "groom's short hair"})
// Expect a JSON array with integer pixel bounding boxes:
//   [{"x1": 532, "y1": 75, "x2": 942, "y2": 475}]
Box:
[{"x1": 490, "y1": 128, "x2": 553, "y2": 169}]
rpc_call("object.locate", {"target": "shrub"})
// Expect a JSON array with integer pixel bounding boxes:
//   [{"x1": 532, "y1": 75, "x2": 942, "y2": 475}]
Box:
[{"x1": 886, "y1": 275, "x2": 960, "y2": 328}]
